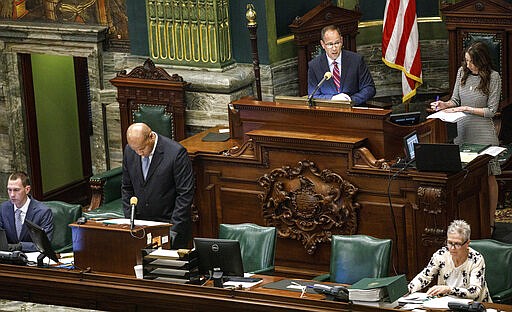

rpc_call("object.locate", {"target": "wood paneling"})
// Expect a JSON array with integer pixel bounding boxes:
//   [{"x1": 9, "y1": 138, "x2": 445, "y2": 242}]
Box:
[{"x1": 182, "y1": 98, "x2": 492, "y2": 280}]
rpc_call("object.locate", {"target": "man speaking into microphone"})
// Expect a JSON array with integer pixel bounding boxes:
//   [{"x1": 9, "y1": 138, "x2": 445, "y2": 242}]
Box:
[
  {"x1": 122, "y1": 123, "x2": 195, "y2": 249},
  {"x1": 307, "y1": 25, "x2": 375, "y2": 106}
]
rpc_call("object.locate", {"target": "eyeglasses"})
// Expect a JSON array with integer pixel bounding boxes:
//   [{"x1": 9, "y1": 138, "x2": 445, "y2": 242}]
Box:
[
  {"x1": 446, "y1": 239, "x2": 468, "y2": 249},
  {"x1": 324, "y1": 41, "x2": 341, "y2": 49}
]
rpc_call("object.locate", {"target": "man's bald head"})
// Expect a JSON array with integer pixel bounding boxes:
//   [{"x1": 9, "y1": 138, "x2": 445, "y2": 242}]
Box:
[{"x1": 127, "y1": 123, "x2": 155, "y2": 156}]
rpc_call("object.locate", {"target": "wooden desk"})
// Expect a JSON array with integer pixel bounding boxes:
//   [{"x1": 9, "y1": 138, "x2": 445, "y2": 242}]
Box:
[
  {"x1": 0, "y1": 265, "x2": 510, "y2": 312},
  {"x1": 70, "y1": 221, "x2": 171, "y2": 276},
  {"x1": 182, "y1": 97, "x2": 491, "y2": 280}
]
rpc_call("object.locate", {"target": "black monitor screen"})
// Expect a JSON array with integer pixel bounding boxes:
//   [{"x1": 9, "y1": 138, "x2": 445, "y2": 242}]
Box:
[
  {"x1": 25, "y1": 219, "x2": 59, "y2": 266},
  {"x1": 194, "y1": 238, "x2": 244, "y2": 277},
  {"x1": 403, "y1": 131, "x2": 419, "y2": 161},
  {"x1": 389, "y1": 111, "x2": 421, "y2": 126}
]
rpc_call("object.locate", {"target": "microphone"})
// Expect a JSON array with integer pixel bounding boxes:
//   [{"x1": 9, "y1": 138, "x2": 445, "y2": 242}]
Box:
[
  {"x1": 307, "y1": 72, "x2": 332, "y2": 107},
  {"x1": 130, "y1": 196, "x2": 138, "y2": 230}
]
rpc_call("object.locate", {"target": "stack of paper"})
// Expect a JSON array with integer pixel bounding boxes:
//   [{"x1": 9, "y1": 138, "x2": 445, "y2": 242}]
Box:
[
  {"x1": 348, "y1": 275, "x2": 408, "y2": 303},
  {"x1": 348, "y1": 287, "x2": 385, "y2": 301},
  {"x1": 427, "y1": 110, "x2": 466, "y2": 123}
]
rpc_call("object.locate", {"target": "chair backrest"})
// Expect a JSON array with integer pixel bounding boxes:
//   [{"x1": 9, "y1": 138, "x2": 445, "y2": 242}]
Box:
[
  {"x1": 110, "y1": 58, "x2": 188, "y2": 149},
  {"x1": 218, "y1": 223, "x2": 277, "y2": 274},
  {"x1": 133, "y1": 105, "x2": 173, "y2": 139},
  {"x1": 470, "y1": 239, "x2": 512, "y2": 299},
  {"x1": 44, "y1": 201, "x2": 82, "y2": 253},
  {"x1": 330, "y1": 234, "x2": 392, "y2": 284}
]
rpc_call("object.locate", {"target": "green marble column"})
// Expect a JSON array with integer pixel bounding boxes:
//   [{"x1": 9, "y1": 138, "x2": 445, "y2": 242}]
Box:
[{"x1": 147, "y1": 0, "x2": 233, "y2": 68}]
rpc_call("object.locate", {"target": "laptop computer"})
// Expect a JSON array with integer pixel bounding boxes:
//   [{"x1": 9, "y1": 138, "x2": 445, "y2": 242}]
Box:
[
  {"x1": 392, "y1": 131, "x2": 419, "y2": 169},
  {"x1": 404, "y1": 131, "x2": 419, "y2": 162},
  {"x1": 414, "y1": 143, "x2": 463, "y2": 172}
]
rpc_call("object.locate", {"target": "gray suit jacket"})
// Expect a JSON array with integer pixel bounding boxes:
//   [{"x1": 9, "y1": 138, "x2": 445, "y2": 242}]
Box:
[{"x1": 122, "y1": 134, "x2": 195, "y2": 249}]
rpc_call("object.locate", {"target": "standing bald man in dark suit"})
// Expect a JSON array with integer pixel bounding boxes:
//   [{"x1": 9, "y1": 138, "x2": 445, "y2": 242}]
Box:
[
  {"x1": 122, "y1": 123, "x2": 195, "y2": 249},
  {"x1": 308, "y1": 25, "x2": 375, "y2": 106}
]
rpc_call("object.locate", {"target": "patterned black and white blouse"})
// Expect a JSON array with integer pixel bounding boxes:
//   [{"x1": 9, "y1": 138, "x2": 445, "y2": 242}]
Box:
[{"x1": 408, "y1": 247, "x2": 492, "y2": 302}]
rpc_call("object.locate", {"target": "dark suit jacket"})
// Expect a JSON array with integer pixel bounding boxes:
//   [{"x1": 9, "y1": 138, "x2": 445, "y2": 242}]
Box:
[
  {"x1": 307, "y1": 50, "x2": 376, "y2": 106},
  {"x1": 122, "y1": 134, "x2": 195, "y2": 249},
  {"x1": 0, "y1": 197, "x2": 54, "y2": 252}
]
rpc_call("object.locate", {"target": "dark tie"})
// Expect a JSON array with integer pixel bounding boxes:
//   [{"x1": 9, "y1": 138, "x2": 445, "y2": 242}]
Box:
[
  {"x1": 15, "y1": 209, "x2": 23, "y2": 239},
  {"x1": 142, "y1": 156, "x2": 150, "y2": 180},
  {"x1": 333, "y1": 61, "x2": 341, "y2": 93}
]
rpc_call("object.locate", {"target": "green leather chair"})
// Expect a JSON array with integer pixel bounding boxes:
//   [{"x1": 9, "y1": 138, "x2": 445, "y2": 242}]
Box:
[
  {"x1": 44, "y1": 201, "x2": 82, "y2": 254},
  {"x1": 218, "y1": 223, "x2": 277, "y2": 274},
  {"x1": 85, "y1": 166, "x2": 124, "y2": 219},
  {"x1": 315, "y1": 234, "x2": 392, "y2": 284},
  {"x1": 470, "y1": 239, "x2": 512, "y2": 304}
]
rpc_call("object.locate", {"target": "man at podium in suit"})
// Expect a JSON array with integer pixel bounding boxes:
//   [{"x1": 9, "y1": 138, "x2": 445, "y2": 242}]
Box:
[
  {"x1": 0, "y1": 172, "x2": 54, "y2": 252},
  {"x1": 307, "y1": 25, "x2": 376, "y2": 106},
  {"x1": 122, "y1": 123, "x2": 195, "y2": 249}
]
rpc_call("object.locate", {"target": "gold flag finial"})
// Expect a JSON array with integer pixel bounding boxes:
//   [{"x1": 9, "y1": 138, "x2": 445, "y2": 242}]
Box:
[{"x1": 246, "y1": 4, "x2": 257, "y2": 26}]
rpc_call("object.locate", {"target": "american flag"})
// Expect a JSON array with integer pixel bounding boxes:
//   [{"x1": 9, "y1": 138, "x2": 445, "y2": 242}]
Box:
[{"x1": 382, "y1": 0, "x2": 423, "y2": 102}]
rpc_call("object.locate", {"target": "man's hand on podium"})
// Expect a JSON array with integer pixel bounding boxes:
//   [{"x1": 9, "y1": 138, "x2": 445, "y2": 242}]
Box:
[{"x1": 332, "y1": 93, "x2": 351, "y2": 101}]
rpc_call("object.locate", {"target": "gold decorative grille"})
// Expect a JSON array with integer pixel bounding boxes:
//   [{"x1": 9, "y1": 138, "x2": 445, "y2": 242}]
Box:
[{"x1": 147, "y1": 0, "x2": 233, "y2": 68}]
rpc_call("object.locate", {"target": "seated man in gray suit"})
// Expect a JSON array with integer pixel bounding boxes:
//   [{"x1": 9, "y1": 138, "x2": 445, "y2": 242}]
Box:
[
  {"x1": 122, "y1": 123, "x2": 195, "y2": 249},
  {"x1": 0, "y1": 172, "x2": 54, "y2": 252}
]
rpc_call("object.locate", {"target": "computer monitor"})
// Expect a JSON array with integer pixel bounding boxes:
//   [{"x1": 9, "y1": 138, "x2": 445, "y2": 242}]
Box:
[
  {"x1": 389, "y1": 111, "x2": 421, "y2": 126},
  {"x1": 193, "y1": 237, "x2": 244, "y2": 287},
  {"x1": 403, "y1": 131, "x2": 419, "y2": 161},
  {"x1": 25, "y1": 219, "x2": 59, "y2": 267}
]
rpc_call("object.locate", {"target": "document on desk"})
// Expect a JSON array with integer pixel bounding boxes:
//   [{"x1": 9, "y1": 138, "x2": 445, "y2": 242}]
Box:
[
  {"x1": 101, "y1": 218, "x2": 170, "y2": 227},
  {"x1": 427, "y1": 110, "x2": 466, "y2": 123},
  {"x1": 223, "y1": 273, "x2": 263, "y2": 289},
  {"x1": 421, "y1": 296, "x2": 471, "y2": 309},
  {"x1": 460, "y1": 145, "x2": 506, "y2": 163},
  {"x1": 481, "y1": 146, "x2": 506, "y2": 157},
  {"x1": 223, "y1": 279, "x2": 263, "y2": 289}
]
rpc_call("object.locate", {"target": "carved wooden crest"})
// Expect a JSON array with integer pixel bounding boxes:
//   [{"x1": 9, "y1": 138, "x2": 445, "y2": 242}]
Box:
[
  {"x1": 258, "y1": 160, "x2": 359, "y2": 254},
  {"x1": 117, "y1": 58, "x2": 184, "y2": 82}
]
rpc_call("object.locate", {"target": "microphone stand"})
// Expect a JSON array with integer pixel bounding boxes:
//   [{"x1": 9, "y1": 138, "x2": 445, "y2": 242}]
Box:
[
  {"x1": 307, "y1": 74, "x2": 330, "y2": 108},
  {"x1": 307, "y1": 85, "x2": 321, "y2": 108}
]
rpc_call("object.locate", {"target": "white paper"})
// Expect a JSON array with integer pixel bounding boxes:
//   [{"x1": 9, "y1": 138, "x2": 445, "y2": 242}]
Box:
[
  {"x1": 26, "y1": 251, "x2": 74, "y2": 265},
  {"x1": 481, "y1": 146, "x2": 506, "y2": 157},
  {"x1": 421, "y1": 296, "x2": 471, "y2": 309},
  {"x1": 460, "y1": 152, "x2": 480, "y2": 163},
  {"x1": 427, "y1": 110, "x2": 467, "y2": 123},
  {"x1": 101, "y1": 218, "x2": 170, "y2": 227},
  {"x1": 149, "y1": 249, "x2": 180, "y2": 258},
  {"x1": 398, "y1": 292, "x2": 430, "y2": 304},
  {"x1": 218, "y1": 128, "x2": 230, "y2": 133},
  {"x1": 223, "y1": 279, "x2": 263, "y2": 289}
]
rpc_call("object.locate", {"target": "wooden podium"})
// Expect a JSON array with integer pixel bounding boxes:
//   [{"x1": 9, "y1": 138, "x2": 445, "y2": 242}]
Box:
[
  {"x1": 182, "y1": 97, "x2": 491, "y2": 279},
  {"x1": 70, "y1": 221, "x2": 172, "y2": 276}
]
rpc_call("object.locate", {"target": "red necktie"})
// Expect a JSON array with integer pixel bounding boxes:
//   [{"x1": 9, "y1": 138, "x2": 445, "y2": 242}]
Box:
[{"x1": 332, "y1": 61, "x2": 341, "y2": 93}]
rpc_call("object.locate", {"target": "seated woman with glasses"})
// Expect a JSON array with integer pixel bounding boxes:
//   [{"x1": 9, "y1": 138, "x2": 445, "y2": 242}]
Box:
[{"x1": 408, "y1": 219, "x2": 491, "y2": 302}]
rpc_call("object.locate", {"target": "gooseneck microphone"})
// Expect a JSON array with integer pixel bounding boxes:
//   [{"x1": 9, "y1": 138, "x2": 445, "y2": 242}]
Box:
[
  {"x1": 130, "y1": 196, "x2": 138, "y2": 230},
  {"x1": 307, "y1": 71, "x2": 332, "y2": 107}
]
